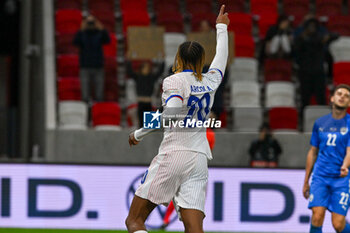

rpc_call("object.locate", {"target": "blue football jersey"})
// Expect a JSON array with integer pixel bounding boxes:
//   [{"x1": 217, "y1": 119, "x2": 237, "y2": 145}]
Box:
[{"x1": 311, "y1": 113, "x2": 350, "y2": 177}]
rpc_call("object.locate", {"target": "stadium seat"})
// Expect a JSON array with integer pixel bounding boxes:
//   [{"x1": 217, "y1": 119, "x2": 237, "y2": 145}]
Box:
[
  {"x1": 122, "y1": 10, "x2": 150, "y2": 34},
  {"x1": 333, "y1": 62, "x2": 350, "y2": 85},
  {"x1": 229, "y1": 58, "x2": 258, "y2": 82},
  {"x1": 103, "y1": 33, "x2": 117, "y2": 57},
  {"x1": 58, "y1": 101, "x2": 88, "y2": 129},
  {"x1": 283, "y1": 0, "x2": 309, "y2": 18},
  {"x1": 55, "y1": 9, "x2": 82, "y2": 34},
  {"x1": 90, "y1": 10, "x2": 115, "y2": 32},
  {"x1": 92, "y1": 102, "x2": 122, "y2": 130},
  {"x1": 157, "y1": 12, "x2": 184, "y2": 33},
  {"x1": 327, "y1": 16, "x2": 350, "y2": 36},
  {"x1": 230, "y1": 81, "x2": 260, "y2": 107},
  {"x1": 269, "y1": 107, "x2": 298, "y2": 131},
  {"x1": 57, "y1": 55, "x2": 79, "y2": 77},
  {"x1": 88, "y1": 0, "x2": 114, "y2": 11},
  {"x1": 257, "y1": 13, "x2": 278, "y2": 38},
  {"x1": 316, "y1": 0, "x2": 342, "y2": 16},
  {"x1": 251, "y1": 0, "x2": 278, "y2": 15},
  {"x1": 233, "y1": 107, "x2": 263, "y2": 132},
  {"x1": 104, "y1": 79, "x2": 119, "y2": 102},
  {"x1": 164, "y1": 33, "x2": 186, "y2": 68},
  {"x1": 264, "y1": 59, "x2": 292, "y2": 82},
  {"x1": 234, "y1": 35, "x2": 255, "y2": 58},
  {"x1": 227, "y1": 13, "x2": 252, "y2": 36},
  {"x1": 186, "y1": 0, "x2": 213, "y2": 14},
  {"x1": 303, "y1": 105, "x2": 331, "y2": 132},
  {"x1": 104, "y1": 56, "x2": 117, "y2": 80},
  {"x1": 56, "y1": 0, "x2": 82, "y2": 10},
  {"x1": 56, "y1": 32, "x2": 78, "y2": 54},
  {"x1": 329, "y1": 37, "x2": 350, "y2": 62},
  {"x1": 154, "y1": 0, "x2": 180, "y2": 13},
  {"x1": 120, "y1": 0, "x2": 147, "y2": 12},
  {"x1": 190, "y1": 12, "x2": 217, "y2": 32},
  {"x1": 57, "y1": 78, "x2": 81, "y2": 101},
  {"x1": 218, "y1": 0, "x2": 245, "y2": 13},
  {"x1": 265, "y1": 81, "x2": 295, "y2": 108}
]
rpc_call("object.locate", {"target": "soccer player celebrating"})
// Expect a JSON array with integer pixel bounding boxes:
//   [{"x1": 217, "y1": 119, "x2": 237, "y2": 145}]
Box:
[
  {"x1": 303, "y1": 84, "x2": 350, "y2": 233},
  {"x1": 125, "y1": 5, "x2": 229, "y2": 233}
]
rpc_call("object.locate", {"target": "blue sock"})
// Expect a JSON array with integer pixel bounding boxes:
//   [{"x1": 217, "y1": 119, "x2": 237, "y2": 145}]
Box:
[
  {"x1": 310, "y1": 224, "x2": 322, "y2": 233},
  {"x1": 340, "y1": 223, "x2": 350, "y2": 233}
]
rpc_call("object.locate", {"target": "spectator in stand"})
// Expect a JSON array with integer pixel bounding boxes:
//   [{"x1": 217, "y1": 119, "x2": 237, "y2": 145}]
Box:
[
  {"x1": 126, "y1": 60, "x2": 165, "y2": 127},
  {"x1": 264, "y1": 15, "x2": 293, "y2": 59},
  {"x1": 249, "y1": 124, "x2": 282, "y2": 168},
  {"x1": 294, "y1": 18, "x2": 337, "y2": 110},
  {"x1": 73, "y1": 15, "x2": 110, "y2": 103}
]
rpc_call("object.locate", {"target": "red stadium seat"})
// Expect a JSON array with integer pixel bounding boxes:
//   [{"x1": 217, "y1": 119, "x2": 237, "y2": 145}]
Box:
[
  {"x1": 333, "y1": 62, "x2": 350, "y2": 86},
  {"x1": 56, "y1": 0, "x2": 82, "y2": 10},
  {"x1": 327, "y1": 16, "x2": 350, "y2": 36},
  {"x1": 90, "y1": 10, "x2": 115, "y2": 32},
  {"x1": 228, "y1": 13, "x2": 252, "y2": 36},
  {"x1": 283, "y1": 0, "x2": 309, "y2": 18},
  {"x1": 264, "y1": 59, "x2": 292, "y2": 82},
  {"x1": 234, "y1": 35, "x2": 255, "y2": 58},
  {"x1": 122, "y1": 10, "x2": 150, "y2": 34},
  {"x1": 56, "y1": 32, "x2": 78, "y2": 54},
  {"x1": 154, "y1": 0, "x2": 180, "y2": 13},
  {"x1": 258, "y1": 13, "x2": 278, "y2": 38},
  {"x1": 251, "y1": 0, "x2": 278, "y2": 15},
  {"x1": 92, "y1": 102, "x2": 121, "y2": 127},
  {"x1": 120, "y1": 0, "x2": 147, "y2": 12},
  {"x1": 88, "y1": 0, "x2": 114, "y2": 11},
  {"x1": 157, "y1": 11, "x2": 184, "y2": 33},
  {"x1": 104, "y1": 56, "x2": 117, "y2": 80},
  {"x1": 57, "y1": 54, "x2": 80, "y2": 77},
  {"x1": 103, "y1": 33, "x2": 117, "y2": 57},
  {"x1": 57, "y1": 77, "x2": 81, "y2": 101},
  {"x1": 190, "y1": 12, "x2": 216, "y2": 32},
  {"x1": 269, "y1": 107, "x2": 298, "y2": 130},
  {"x1": 218, "y1": 0, "x2": 245, "y2": 13},
  {"x1": 55, "y1": 9, "x2": 82, "y2": 34},
  {"x1": 104, "y1": 80, "x2": 119, "y2": 101},
  {"x1": 186, "y1": 0, "x2": 213, "y2": 14},
  {"x1": 316, "y1": 0, "x2": 342, "y2": 16}
]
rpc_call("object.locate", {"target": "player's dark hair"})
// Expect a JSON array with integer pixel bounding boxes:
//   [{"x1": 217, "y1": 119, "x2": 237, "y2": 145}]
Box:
[
  {"x1": 172, "y1": 41, "x2": 205, "y2": 81},
  {"x1": 332, "y1": 84, "x2": 350, "y2": 96}
]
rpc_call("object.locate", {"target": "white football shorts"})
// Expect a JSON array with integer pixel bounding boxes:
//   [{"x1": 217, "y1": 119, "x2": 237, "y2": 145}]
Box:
[{"x1": 135, "y1": 150, "x2": 208, "y2": 216}]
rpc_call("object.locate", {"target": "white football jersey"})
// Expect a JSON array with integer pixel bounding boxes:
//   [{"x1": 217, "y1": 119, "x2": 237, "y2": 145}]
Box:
[{"x1": 158, "y1": 69, "x2": 222, "y2": 159}]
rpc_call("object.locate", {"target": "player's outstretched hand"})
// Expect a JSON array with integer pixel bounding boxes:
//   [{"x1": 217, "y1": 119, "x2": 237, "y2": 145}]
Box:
[
  {"x1": 340, "y1": 166, "x2": 349, "y2": 177},
  {"x1": 302, "y1": 182, "x2": 310, "y2": 199},
  {"x1": 216, "y1": 5, "x2": 230, "y2": 26},
  {"x1": 129, "y1": 132, "x2": 139, "y2": 147}
]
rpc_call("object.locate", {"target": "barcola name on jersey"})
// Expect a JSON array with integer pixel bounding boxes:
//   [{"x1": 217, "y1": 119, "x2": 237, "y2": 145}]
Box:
[{"x1": 162, "y1": 118, "x2": 222, "y2": 128}]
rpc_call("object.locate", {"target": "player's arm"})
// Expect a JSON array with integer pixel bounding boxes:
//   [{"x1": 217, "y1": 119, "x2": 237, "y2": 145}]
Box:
[
  {"x1": 303, "y1": 146, "x2": 319, "y2": 199},
  {"x1": 340, "y1": 147, "x2": 350, "y2": 177},
  {"x1": 208, "y1": 5, "x2": 229, "y2": 77}
]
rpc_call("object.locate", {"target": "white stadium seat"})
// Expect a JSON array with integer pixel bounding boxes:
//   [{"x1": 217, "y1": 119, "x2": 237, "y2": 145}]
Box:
[
  {"x1": 229, "y1": 58, "x2": 258, "y2": 82},
  {"x1": 330, "y1": 37, "x2": 350, "y2": 62},
  {"x1": 303, "y1": 105, "x2": 331, "y2": 132},
  {"x1": 58, "y1": 101, "x2": 88, "y2": 129},
  {"x1": 230, "y1": 81, "x2": 260, "y2": 107},
  {"x1": 233, "y1": 107, "x2": 263, "y2": 132},
  {"x1": 265, "y1": 81, "x2": 295, "y2": 108},
  {"x1": 164, "y1": 33, "x2": 186, "y2": 69}
]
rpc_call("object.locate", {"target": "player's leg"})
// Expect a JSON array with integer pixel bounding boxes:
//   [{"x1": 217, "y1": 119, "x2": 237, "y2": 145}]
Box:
[
  {"x1": 125, "y1": 195, "x2": 157, "y2": 233},
  {"x1": 180, "y1": 208, "x2": 204, "y2": 233},
  {"x1": 161, "y1": 200, "x2": 175, "y2": 229},
  {"x1": 310, "y1": 207, "x2": 326, "y2": 232},
  {"x1": 331, "y1": 212, "x2": 350, "y2": 233}
]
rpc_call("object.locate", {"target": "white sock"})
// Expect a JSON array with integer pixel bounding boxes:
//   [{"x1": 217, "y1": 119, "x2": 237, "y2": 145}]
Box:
[{"x1": 134, "y1": 231, "x2": 147, "y2": 233}]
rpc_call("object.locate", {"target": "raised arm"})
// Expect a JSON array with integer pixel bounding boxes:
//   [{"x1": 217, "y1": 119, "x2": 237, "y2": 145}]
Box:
[{"x1": 209, "y1": 5, "x2": 230, "y2": 76}]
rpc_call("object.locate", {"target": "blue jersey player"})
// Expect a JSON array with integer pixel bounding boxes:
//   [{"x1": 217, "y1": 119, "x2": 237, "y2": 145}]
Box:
[{"x1": 303, "y1": 84, "x2": 350, "y2": 233}]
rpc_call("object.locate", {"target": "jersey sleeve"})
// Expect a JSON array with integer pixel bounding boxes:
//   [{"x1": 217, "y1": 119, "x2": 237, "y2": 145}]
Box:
[
  {"x1": 310, "y1": 121, "x2": 320, "y2": 147},
  {"x1": 204, "y1": 69, "x2": 222, "y2": 91},
  {"x1": 161, "y1": 77, "x2": 184, "y2": 106}
]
